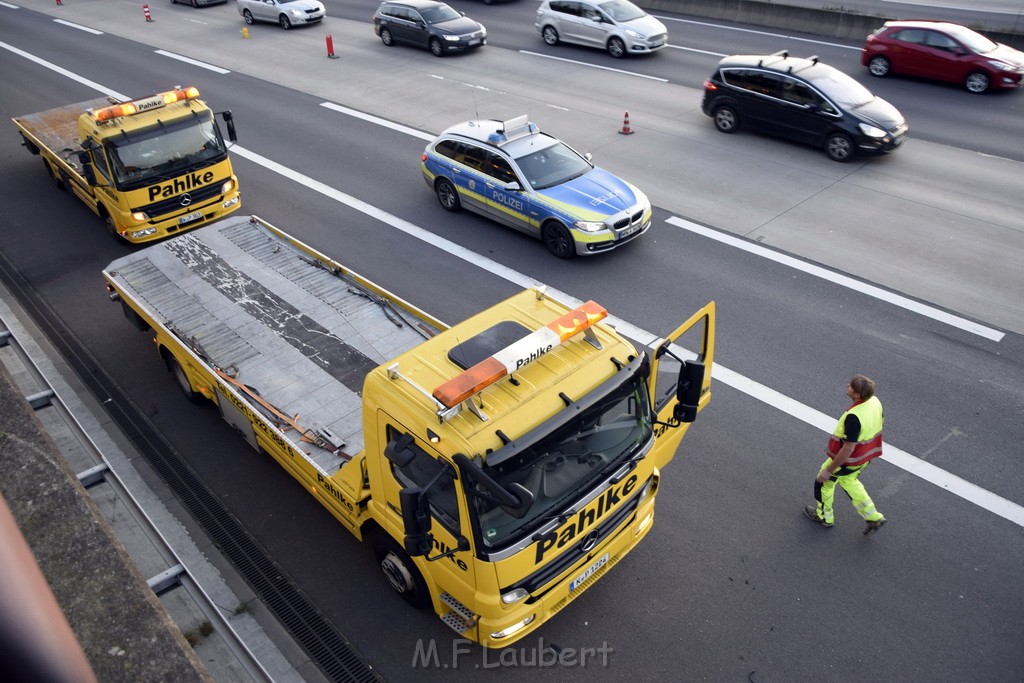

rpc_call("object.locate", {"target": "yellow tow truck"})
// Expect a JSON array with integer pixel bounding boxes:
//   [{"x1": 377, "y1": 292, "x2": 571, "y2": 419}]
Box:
[
  {"x1": 13, "y1": 86, "x2": 240, "y2": 243},
  {"x1": 103, "y1": 214, "x2": 715, "y2": 647}
]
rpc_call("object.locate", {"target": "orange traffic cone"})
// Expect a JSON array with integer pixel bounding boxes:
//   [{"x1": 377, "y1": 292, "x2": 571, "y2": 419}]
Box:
[{"x1": 619, "y1": 111, "x2": 634, "y2": 135}]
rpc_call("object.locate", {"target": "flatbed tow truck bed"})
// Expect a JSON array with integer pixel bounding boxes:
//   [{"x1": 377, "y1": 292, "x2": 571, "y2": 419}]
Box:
[{"x1": 103, "y1": 216, "x2": 442, "y2": 473}]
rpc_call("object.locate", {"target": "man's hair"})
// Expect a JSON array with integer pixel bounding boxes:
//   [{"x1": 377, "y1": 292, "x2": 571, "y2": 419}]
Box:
[{"x1": 850, "y1": 375, "x2": 875, "y2": 400}]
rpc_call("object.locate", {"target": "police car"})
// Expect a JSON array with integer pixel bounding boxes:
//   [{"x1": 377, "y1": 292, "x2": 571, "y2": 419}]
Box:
[{"x1": 421, "y1": 116, "x2": 651, "y2": 258}]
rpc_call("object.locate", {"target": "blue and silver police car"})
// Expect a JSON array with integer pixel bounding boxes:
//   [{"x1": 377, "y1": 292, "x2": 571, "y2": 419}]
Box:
[{"x1": 421, "y1": 116, "x2": 651, "y2": 258}]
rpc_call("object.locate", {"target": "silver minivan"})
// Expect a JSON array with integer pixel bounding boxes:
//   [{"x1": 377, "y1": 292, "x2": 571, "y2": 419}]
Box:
[
  {"x1": 535, "y1": 0, "x2": 667, "y2": 58},
  {"x1": 237, "y1": 0, "x2": 325, "y2": 29}
]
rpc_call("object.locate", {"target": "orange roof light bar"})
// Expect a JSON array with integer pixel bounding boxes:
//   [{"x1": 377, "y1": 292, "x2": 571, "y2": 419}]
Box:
[
  {"x1": 94, "y1": 87, "x2": 200, "y2": 123},
  {"x1": 432, "y1": 301, "x2": 607, "y2": 409}
]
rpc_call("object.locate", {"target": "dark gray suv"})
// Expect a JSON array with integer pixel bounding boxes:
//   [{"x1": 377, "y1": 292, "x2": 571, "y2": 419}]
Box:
[
  {"x1": 702, "y1": 51, "x2": 908, "y2": 162},
  {"x1": 373, "y1": 0, "x2": 486, "y2": 57}
]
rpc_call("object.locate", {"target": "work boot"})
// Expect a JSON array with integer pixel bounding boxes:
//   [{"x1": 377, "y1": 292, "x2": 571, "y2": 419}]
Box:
[
  {"x1": 804, "y1": 505, "x2": 834, "y2": 528},
  {"x1": 863, "y1": 518, "x2": 887, "y2": 536}
]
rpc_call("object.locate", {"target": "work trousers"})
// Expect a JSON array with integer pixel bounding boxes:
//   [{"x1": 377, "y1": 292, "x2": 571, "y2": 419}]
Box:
[{"x1": 812, "y1": 458, "x2": 884, "y2": 524}]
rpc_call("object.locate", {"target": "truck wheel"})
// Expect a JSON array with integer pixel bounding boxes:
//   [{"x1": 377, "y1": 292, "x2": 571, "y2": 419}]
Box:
[
  {"x1": 435, "y1": 178, "x2": 461, "y2": 212},
  {"x1": 369, "y1": 534, "x2": 430, "y2": 609},
  {"x1": 166, "y1": 355, "x2": 205, "y2": 404},
  {"x1": 44, "y1": 160, "x2": 65, "y2": 190},
  {"x1": 104, "y1": 216, "x2": 129, "y2": 244}
]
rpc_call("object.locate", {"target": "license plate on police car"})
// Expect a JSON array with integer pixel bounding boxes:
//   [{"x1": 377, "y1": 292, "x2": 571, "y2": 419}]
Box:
[
  {"x1": 179, "y1": 211, "x2": 202, "y2": 225},
  {"x1": 619, "y1": 224, "x2": 641, "y2": 240},
  {"x1": 570, "y1": 553, "x2": 608, "y2": 591}
]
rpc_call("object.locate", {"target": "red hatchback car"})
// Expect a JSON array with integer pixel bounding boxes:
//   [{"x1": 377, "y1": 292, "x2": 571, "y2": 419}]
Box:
[{"x1": 862, "y1": 21, "x2": 1024, "y2": 93}]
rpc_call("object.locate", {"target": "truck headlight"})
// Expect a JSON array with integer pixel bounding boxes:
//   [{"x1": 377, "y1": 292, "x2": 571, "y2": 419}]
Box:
[
  {"x1": 130, "y1": 227, "x2": 157, "y2": 239},
  {"x1": 501, "y1": 588, "x2": 528, "y2": 604},
  {"x1": 131, "y1": 211, "x2": 150, "y2": 222},
  {"x1": 490, "y1": 614, "x2": 534, "y2": 640},
  {"x1": 638, "y1": 477, "x2": 655, "y2": 504},
  {"x1": 221, "y1": 179, "x2": 235, "y2": 194},
  {"x1": 573, "y1": 220, "x2": 605, "y2": 233}
]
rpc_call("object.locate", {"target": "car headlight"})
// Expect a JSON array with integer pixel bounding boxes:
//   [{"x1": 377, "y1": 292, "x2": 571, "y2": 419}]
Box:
[
  {"x1": 626, "y1": 29, "x2": 645, "y2": 40},
  {"x1": 986, "y1": 60, "x2": 1012, "y2": 71},
  {"x1": 858, "y1": 123, "x2": 888, "y2": 138},
  {"x1": 289, "y1": 9, "x2": 304, "y2": 16},
  {"x1": 573, "y1": 220, "x2": 606, "y2": 233},
  {"x1": 443, "y1": 34, "x2": 460, "y2": 41}
]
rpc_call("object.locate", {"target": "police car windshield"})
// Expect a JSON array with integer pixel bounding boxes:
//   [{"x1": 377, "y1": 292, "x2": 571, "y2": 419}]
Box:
[
  {"x1": 598, "y1": 0, "x2": 646, "y2": 22},
  {"x1": 470, "y1": 368, "x2": 652, "y2": 551},
  {"x1": 421, "y1": 4, "x2": 460, "y2": 23},
  {"x1": 513, "y1": 141, "x2": 592, "y2": 191},
  {"x1": 107, "y1": 114, "x2": 227, "y2": 188}
]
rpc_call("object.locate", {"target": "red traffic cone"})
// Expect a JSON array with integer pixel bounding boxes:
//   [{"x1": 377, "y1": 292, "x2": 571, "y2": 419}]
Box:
[
  {"x1": 619, "y1": 111, "x2": 634, "y2": 135},
  {"x1": 143, "y1": 3, "x2": 153, "y2": 21}
]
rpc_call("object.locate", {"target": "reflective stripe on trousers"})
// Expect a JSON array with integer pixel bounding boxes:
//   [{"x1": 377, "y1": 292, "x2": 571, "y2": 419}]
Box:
[{"x1": 812, "y1": 458, "x2": 884, "y2": 524}]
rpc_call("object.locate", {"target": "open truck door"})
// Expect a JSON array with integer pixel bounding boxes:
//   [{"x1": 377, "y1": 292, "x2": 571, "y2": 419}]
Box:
[{"x1": 647, "y1": 302, "x2": 715, "y2": 470}]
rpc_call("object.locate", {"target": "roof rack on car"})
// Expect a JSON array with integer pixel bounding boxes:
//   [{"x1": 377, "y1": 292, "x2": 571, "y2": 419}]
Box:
[{"x1": 759, "y1": 49, "x2": 789, "y2": 67}]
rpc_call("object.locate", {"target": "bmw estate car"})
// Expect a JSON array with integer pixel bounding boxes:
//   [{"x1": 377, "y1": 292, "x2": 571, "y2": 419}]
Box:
[{"x1": 421, "y1": 116, "x2": 651, "y2": 258}]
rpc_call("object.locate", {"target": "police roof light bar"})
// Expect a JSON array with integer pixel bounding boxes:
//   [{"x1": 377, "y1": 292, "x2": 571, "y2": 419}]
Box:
[
  {"x1": 94, "y1": 87, "x2": 201, "y2": 123},
  {"x1": 432, "y1": 301, "x2": 608, "y2": 410}
]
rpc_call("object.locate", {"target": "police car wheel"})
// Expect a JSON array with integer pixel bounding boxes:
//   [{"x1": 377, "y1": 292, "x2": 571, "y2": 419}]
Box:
[
  {"x1": 242, "y1": 9, "x2": 254, "y2": 24},
  {"x1": 380, "y1": 28, "x2": 394, "y2": 46},
  {"x1": 542, "y1": 26, "x2": 559, "y2": 46},
  {"x1": 607, "y1": 37, "x2": 626, "y2": 58},
  {"x1": 429, "y1": 38, "x2": 445, "y2": 57},
  {"x1": 543, "y1": 222, "x2": 575, "y2": 259},
  {"x1": 435, "y1": 179, "x2": 461, "y2": 212}
]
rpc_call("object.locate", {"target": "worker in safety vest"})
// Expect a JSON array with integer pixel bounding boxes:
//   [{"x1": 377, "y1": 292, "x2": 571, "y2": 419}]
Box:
[{"x1": 804, "y1": 375, "x2": 887, "y2": 535}]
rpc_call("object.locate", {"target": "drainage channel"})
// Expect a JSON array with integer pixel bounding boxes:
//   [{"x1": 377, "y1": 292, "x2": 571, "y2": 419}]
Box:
[{"x1": 0, "y1": 253, "x2": 380, "y2": 683}]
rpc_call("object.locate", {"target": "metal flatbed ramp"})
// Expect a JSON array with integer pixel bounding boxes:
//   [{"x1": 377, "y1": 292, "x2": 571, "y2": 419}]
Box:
[{"x1": 106, "y1": 217, "x2": 436, "y2": 473}]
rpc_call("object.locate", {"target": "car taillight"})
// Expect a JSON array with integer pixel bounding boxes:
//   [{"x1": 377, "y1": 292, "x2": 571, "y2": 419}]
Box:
[{"x1": 703, "y1": 80, "x2": 718, "y2": 91}]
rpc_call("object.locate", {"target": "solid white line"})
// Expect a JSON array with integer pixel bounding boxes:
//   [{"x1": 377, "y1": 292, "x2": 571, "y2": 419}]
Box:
[
  {"x1": 667, "y1": 216, "x2": 1005, "y2": 342},
  {"x1": 0, "y1": 2, "x2": 20, "y2": 9},
  {"x1": 5, "y1": 42, "x2": 1020, "y2": 529},
  {"x1": 155, "y1": 50, "x2": 230, "y2": 74},
  {"x1": 657, "y1": 16, "x2": 860, "y2": 51},
  {"x1": 519, "y1": 50, "x2": 669, "y2": 82},
  {"x1": 319, "y1": 103, "x2": 433, "y2": 141},
  {"x1": 53, "y1": 19, "x2": 103, "y2": 35}
]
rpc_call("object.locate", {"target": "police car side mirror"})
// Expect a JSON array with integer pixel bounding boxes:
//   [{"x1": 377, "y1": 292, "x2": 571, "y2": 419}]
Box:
[{"x1": 503, "y1": 181, "x2": 522, "y2": 192}]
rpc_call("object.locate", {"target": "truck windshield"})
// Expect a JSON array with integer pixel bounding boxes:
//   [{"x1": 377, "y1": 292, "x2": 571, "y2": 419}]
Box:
[
  {"x1": 470, "y1": 364, "x2": 652, "y2": 551},
  {"x1": 106, "y1": 113, "x2": 227, "y2": 190}
]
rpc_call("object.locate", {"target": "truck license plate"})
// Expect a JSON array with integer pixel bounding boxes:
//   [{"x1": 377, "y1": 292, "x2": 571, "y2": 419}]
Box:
[
  {"x1": 179, "y1": 211, "x2": 203, "y2": 225},
  {"x1": 570, "y1": 552, "x2": 608, "y2": 591}
]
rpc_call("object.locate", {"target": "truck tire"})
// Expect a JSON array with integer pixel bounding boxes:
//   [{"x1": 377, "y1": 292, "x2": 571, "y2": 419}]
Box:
[
  {"x1": 104, "y1": 215, "x2": 129, "y2": 244},
  {"x1": 369, "y1": 533, "x2": 430, "y2": 609},
  {"x1": 166, "y1": 354, "x2": 205, "y2": 404},
  {"x1": 44, "y1": 160, "x2": 65, "y2": 190}
]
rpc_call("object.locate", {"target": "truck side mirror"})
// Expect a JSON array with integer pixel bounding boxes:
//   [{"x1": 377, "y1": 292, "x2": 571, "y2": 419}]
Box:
[
  {"x1": 673, "y1": 360, "x2": 705, "y2": 423},
  {"x1": 220, "y1": 111, "x2": 237, "y2": 143},
  {"x1": 77, "y1": 151, "x2": 96, "y2": 185},
  {"x1": 384, "y1": 433, "x2": 416, "y2": 467},
  {"x1": 400, "y1": 487, "x2": 433, "y2": 557}
]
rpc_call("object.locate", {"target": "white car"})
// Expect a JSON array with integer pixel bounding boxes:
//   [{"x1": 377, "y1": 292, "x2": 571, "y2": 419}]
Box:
[
  {"x1": 237, "y1": 0, "x2": 325, "y2": 30},
  {"x1": 535, "y1": 0, "x2": 667, "y2": 58}
]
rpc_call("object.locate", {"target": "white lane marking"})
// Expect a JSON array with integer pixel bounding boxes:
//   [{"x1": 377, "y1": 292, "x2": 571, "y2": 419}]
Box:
[
  {"x1": 5, "y1": 43, "x2": 1020, "y2": 528},
  {"x1": 667, "y1": 45, "x2": 729, "y2": 57},
  {"x1": 667, "y1": 216, "x2": 1005, "y2": 342},
  {"x1": 155, "y1": 49, "x2": 230, "y2": 74},
  {"x1": 320, "y1": 103, "x2": 433, "y2": 141},
  {"x1": 657, "y1": 16, "x2": 860, "y2": 50},
  {"x1": 0, "y1": 2, "x2": 20, "y2": 9},
  {"x1": 0, "y1": 40, "x2": 125, "y2": 99},
  {"x1": 519, "y1": 50, "x2": 669, "y2": 82},
  {"x1": 53, "y1": 19, "x2": 103, "y2": 35}
]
